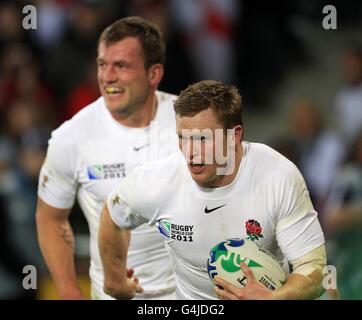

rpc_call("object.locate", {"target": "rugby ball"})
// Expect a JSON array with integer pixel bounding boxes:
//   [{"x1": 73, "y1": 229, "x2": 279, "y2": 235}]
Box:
[{"x1": 207, "y1": 238, "x2": 286, "y2": 290}]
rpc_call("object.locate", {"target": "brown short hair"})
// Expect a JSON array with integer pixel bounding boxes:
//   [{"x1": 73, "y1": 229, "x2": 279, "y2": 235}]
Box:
[
  {"x1": 174, "y1": 80, "x2": 243, "y2": 129},
  {"x1": 98, "y1": 16, "x2": 165, "y2": 70}
]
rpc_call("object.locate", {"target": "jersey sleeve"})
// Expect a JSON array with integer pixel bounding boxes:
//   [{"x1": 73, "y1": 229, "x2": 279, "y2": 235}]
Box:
[
  {"x1": 274, "y1": 166, "x2": 325, "y2": 261},
  {"x1": 107, "y1": 169, "x2": 150, "y2": 230},
  {"x1": 37, "y1": 133, "x2": 78, "y2": 209}
]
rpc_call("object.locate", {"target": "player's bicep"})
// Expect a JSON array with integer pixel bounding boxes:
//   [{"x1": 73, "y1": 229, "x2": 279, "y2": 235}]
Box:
[
  {"x1": 36, "y1": 197, "x2": 72, "y2": 222},
  {"x1": 99, "y1": 204, "x2": 130, "y2": 244},
  {"x1": 35, "y1": 197, "x2": 75, "y2": 250}
]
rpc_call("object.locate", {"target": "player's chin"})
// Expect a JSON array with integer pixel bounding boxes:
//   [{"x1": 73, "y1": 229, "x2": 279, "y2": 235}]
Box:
[
  {"x1": 188, "y1": 165, "x2": 214, "y2": 185},
  {"x1": 105, "y1": 100, "x2": 128, "y2": 114}
]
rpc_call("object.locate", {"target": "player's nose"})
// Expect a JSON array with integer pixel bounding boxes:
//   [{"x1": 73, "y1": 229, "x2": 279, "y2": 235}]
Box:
[{"x1": 102, "y1": 66, "x2": 118, "y2": 83}]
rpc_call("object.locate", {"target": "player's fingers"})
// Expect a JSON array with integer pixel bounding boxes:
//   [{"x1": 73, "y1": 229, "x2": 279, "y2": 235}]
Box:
[
  {"x1": 135, "y1": 282, "x2": 144, "y2": 294},
  {"x1": 130, "y1": 276, "x2": 143, "y2": 294},
  {"x1": 240, "y1": 262, "x2": 255, "y2": 283},
  {"x1": 214, "y1": 276, "x2": 241, "y2": 296},
  {"x1": 214, "y1": 286, "x2": 238, "y2": 300}
]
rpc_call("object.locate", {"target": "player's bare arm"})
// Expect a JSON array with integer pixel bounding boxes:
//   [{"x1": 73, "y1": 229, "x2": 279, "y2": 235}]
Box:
[
  {"x1": 99, "y1": 204, "x2": 143, "y2": 299},
  {"x1": 35, "y1": 198, "x2": 85, "y2": 299}
]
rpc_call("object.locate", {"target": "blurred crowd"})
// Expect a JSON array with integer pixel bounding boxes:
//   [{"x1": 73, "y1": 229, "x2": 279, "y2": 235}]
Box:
[
  {"x1": 271, "y1": 45, "x2": 362, "y2": 299},
  {"x1": 0, "y1": 0, "x2": 361, "y2": 299}
]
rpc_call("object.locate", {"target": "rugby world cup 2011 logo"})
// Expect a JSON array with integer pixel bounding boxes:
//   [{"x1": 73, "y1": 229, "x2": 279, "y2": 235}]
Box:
[
  {"x1": 87, "y1": 165, "x2": 103, "y2": 180},
  {"x1": 157, "y1": 219, "x2": 171, "y2": 240},
  {"x1": 87, "y1": 163, "x2": 126, "y2": 180},
  {"x1": 156, "y1": 219, "x2": 194, "y2": 243}
]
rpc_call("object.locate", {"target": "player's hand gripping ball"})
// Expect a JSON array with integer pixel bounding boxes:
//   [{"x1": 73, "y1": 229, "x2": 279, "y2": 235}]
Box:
[{"x1": 207, "y1": 238, "x2": 286, "y2": 290}]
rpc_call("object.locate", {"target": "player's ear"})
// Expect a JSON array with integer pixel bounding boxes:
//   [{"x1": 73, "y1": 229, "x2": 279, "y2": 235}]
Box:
[
  {"x1": 235, "y1": 125, "x2": 243, "y2": 144},
  {"x1": 148, "y1": 64, "x2": 164, "y2": 87},
  {"x1": 230, "y1": 125, "x2": 243, "y2": 146}
]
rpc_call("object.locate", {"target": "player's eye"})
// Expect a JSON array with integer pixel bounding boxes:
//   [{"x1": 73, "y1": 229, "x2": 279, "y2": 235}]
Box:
[{"x1": 115, "y1": 62, "x2": 126, "y2": 69}]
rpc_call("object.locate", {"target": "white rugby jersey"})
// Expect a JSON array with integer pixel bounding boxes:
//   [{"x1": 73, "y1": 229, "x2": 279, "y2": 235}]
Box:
[
  {"x1": 38, "y1": 91, "x2": 178, "y2": 298},
  {"x1": 108, "y1": 142, "x2": 325, "y2": 299}
]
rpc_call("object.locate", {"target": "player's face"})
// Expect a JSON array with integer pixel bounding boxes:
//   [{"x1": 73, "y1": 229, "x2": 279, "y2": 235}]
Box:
[
  {"x1": 97, "y1": 37, "x2": 152, "y2": 117},
  {"x1": 177, "y1": 109, "x2": 232, "y2": 188}
]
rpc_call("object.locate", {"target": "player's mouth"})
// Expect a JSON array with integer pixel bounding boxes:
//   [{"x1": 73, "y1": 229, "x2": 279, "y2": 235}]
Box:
[
  {"x1": 104, "y1": 86, "x2": 125, "y2": 96},
  {"x1": 189, "y1": 163, "x2": 206, "y2": 174}
]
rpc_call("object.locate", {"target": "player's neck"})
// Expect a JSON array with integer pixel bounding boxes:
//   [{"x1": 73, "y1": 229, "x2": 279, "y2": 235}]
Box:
[
  {"x1": 217, "y1": 144, "x2": 243, "y2": 187},
  {"x1": 113, "y1": 92, "x2": 158, "y2": 128},
  {"x1": 203, "y1": 144, "x2": 243, "y2": 189}
]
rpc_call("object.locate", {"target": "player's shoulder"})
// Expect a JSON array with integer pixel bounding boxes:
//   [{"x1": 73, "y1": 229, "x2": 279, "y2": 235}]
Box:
[
  {"x1": 245, "y1": 142, "x2": 301, "y2": 179},
  {"x1": 156, "y1": 90, "x2": 178, "y2": 105},
  {"x1": 156, "y1": 91, "x2": 177, "y2": 114},
  {"x1": 130, "y1": 151, "x2": 183, "y2": 190},
  {"x1": 50, "y1": 97, "x2": 104, "y2": 144},
  {"x1": 151, "y1": 91, "x2": 177, "y2": 133}
]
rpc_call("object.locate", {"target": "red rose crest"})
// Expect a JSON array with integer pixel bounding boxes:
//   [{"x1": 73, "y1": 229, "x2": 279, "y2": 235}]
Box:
[{"x1": 245, "y1": 219, "x2": 264, "y2": 241}]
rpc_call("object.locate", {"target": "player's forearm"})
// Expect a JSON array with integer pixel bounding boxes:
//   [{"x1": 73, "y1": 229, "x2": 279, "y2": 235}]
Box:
[
  {"x1": 36, "y1": 212, "x2": 83, "y2": 299},
  {"x1": 99, "y1": 205, "x2": 130, "y2": 295},
  {"x1": 272, "y1": 272, "x2": 324, "y2": 300}
]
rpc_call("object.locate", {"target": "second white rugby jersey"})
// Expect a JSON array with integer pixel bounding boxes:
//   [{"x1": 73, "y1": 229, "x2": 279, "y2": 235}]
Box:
[{"x1": 38, "y1": 91, "x2": 178, "y2": 298}]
